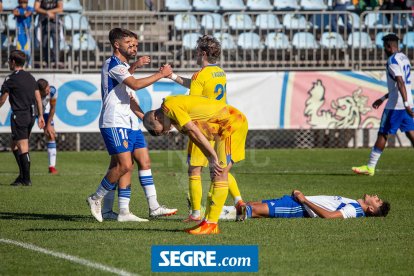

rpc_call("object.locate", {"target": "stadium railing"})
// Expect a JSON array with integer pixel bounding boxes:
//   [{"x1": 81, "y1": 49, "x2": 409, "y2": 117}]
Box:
[{"x1": 0, "y1": 10, "x2": 412, "y2": 73}]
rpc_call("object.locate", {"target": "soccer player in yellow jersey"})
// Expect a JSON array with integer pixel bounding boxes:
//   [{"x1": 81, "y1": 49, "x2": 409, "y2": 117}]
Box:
[
  {"x1": 143, "y1": 95, "x2": 248, "y2": 235},
  {"x1": 168, "y1": 35, "x2": 243, "y2": 222}
]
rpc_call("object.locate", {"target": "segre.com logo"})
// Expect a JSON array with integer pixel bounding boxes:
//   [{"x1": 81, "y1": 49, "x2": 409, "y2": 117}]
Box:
[{"x1": 151, "y1": 245, "x2": 258, "y2": 272}]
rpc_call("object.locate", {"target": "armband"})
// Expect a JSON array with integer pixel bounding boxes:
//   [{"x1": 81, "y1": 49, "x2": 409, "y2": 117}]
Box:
[
  {"x1": 171, "y1": 73, "x2": 178, "y2": 81},
  {"x1": 380, "y1": 96, "x2": 387, "y2": 101},
  {"x1": 404, "y1": 101, "x2": 409, "y2": 107}
]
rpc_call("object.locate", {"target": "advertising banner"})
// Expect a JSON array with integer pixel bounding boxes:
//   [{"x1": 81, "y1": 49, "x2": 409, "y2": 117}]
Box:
[{"x1": 0, "y1": 71, "x2": 412, "y2": 133}]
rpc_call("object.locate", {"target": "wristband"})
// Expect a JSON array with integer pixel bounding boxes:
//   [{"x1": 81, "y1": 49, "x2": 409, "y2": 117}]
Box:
[
  {"x1": 380, "y1": 96, "x2": 386, "y2": 101},
  {"x1": 404, "y1": 101, "x2": 409, "y2": 107},
  {"x1": 171, "y1": 73, "x2": 178, "y2": 81}
]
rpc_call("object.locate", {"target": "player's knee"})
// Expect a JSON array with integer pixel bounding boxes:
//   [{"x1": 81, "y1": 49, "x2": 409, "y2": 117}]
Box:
[
  {"x1": 119, "y1": 162, "x2": 133, "y2": 175},
  {"x1": 188, "y1": 166, "x2": 202, "y2": 175},
  {"x1": 137, "y1": 158, "x2": 151, "y2": 170}
]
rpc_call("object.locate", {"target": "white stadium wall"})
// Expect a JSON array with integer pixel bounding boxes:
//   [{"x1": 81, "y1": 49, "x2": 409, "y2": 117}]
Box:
[{"x1": 0, "y1": 71, "x2": 413, "y2": 133}]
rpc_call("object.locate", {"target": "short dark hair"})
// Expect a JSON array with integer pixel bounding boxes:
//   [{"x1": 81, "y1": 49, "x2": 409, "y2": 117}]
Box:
[
  {"x1": 382, "y1": 33, "x2": 399, "y2": 48},
  {"x1": 382, "y1": 33, "x2": 399, "y2": 43},
  {"x1": 37, "y1": 79, "x2": 49, "y2": 93},
  {"x1": 377, "y1": 201, "x2": 390, "y2": 217},
  {"x1": 108, "y1": 28, "x2": 137, "y2": 47},
  {"x1": 143, "y1": 111, "x2": 159, "y2": 136},
  {"x1": 197, "y1": 35, "x2": 221, "y2": 64},
  {"x1": 9, "y1": 50, "x2": 26, "y2": 67}
]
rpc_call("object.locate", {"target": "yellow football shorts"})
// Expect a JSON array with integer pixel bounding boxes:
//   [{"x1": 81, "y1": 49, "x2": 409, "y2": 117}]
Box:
[
  {"x1": 187, "y1": 140, "x2": 214, "y2": 167},
  {"x1": 216, "y1": 118, "x2": 248, "y2": 168}
]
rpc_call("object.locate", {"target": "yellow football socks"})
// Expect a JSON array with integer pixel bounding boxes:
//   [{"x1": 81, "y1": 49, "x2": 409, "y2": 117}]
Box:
[
  {"x1": 189, "y1": 175, "x2": 202, "y2": 211},
  {"x1": 205, "y1": 181, "x2": 229, "y2": 223},
  {"x1": 228, "y1": 173, "x2": 241, "y2": 202}
]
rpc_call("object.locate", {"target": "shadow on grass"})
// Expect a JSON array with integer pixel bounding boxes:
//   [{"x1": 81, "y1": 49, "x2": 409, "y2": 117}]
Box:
[
  {"x1": 24, "y1": 227, "x2": 185, "y2": 233},
  {"x1": 0, "y1": 212, "x2": 90, "y2": 222}
]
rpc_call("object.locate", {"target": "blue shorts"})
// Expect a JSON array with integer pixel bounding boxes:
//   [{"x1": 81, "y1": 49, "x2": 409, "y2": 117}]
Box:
[
  {"x1": 379, "y1": 109, "x2": 414, "y2": 135},
  {"x1": 100, "y1": 127, "x2": 132, "y2": 155},
  {"x1": 43, "y1": 113, "x2": 54, "y2": 126},
  {"x1": 130, "y1": 129, "x2": 147, "y2": 150},
  {"x1": 262, "y1": 195, "x2": 309, "y2": 218}
]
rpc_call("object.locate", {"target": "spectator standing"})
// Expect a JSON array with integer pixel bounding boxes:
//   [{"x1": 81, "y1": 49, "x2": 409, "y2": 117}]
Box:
[
  {"x1": 13, "y1": 0, "x2": 34, "y2": 68},
  {"x1": 34, "y1": 0, "x2": 63, "y2": 68},
  {"x1": 0, "y1": 50, "x2": 45, "y2": 186}
]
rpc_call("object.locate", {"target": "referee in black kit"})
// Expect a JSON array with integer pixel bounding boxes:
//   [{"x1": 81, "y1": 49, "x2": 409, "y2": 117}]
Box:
[{"x1": 0, "y1": 50, "x2": 45, "y2": 186}]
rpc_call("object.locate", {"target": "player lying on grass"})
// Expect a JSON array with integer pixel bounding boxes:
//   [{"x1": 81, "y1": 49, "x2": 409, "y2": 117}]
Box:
[{"x1": 219, "y1": 190, "x2": 390, "y2": 220}]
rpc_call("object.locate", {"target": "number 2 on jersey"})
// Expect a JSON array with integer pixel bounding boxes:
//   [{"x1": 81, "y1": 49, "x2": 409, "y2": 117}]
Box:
[
  {"x1": 214, "y1": 83, "x2": 226, "y2": 100},
  {"x1": 403, "y1": 65, "x2": 411, "y2": 85}
]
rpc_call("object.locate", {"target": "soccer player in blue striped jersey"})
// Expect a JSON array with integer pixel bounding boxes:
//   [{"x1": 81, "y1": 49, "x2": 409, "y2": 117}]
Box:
[
  {"x1": 224, "y1": 190, "x2": 390, "y2": 220},
  {"x1": 86, "y1": 28, "x2": 172, "y2": 223},
  {"x1": 352, "y1": 33, "x2": 414, "y2": 176},
  {"x1": 37, "y1": 79, "x2": 58, "y2": 174},
  {"x1": 101, "y1": 36, "x2": 177, "y2": 220}
]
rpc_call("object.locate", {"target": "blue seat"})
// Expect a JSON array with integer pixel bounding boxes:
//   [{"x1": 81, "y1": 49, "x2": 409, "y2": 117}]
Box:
[
  {"x1": 228, "y1": 13, "x2": 255, "y2": 31},
  {"x1": 255, "y1": 13, "x2": 283, "y2": 30},
  {"x1": 283, "y1": 13, "x2": 310, "y2": 30},
  {"x1": 347, "y1": 32, "x2": 374, "y2": 49},
  {"x1": 201, "y1": 14, "x2": 227, "y2": 30},
  {"x1": 72, "y1": 32, "x2": 97, "y2": 51},
  {"x1": 64, "y1": 13, "x2": 90, "y2": 32},
  {"x1": 292, "y1": 32, "x2": 319, "y2": 49},
  {"x1": 265, "y1": 32, "x2": 291, "y2": 49},
  {"x1": 403, "y1": 32, "x2": 414, "y2": 49},
  {"x1": 246, "y1": 0, "x2": 273, "y2": 11},
  {"x1": 320, "y1": 32, "x2": 346, "y2": 49},
  {"x1": 182, "y1": 33, "x2": 200, "y2": 50},
  {"x1": 237, "y1": 32, "x2": 263, "y2": 50},
  {"x1": 364, "y1": 12, "x2": 390, "y2": 29},
  {"x1": 273, "y1": 0, "x2": 299, "y2": 10},
  {"x1": 63, "y1": 0, "x2": 83, "y2": 12},
  {"x1": 193, "y1": 0, "x2": 219, "y2": 11},
  {"x1": 2, "y1": 0, "x2": 18, "y2": 11},
  {"x1": 165, "y1": 0, "x2": 192, "y2": 11},
  {"x1": 391, "y1": 14, "x2": 411, "y2": 29},
  {"x1": 219, "y1": 0, "x2": 246, "y2": 11},
  {"x1": 300, "y1": 0, "x2": 327, "y2": 10},
  {"x1": 213, "y1": 32, "x2": 236, "y2": 50},
  {"x1": 174, "y1": 14, "x2": 200, "y2": 31}
]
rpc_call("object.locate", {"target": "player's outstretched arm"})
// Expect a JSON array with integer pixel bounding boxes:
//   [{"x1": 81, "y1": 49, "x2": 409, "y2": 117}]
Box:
[
  {"x1": 123, "y1": 64, "x2": 172, "y2": 91},
  {"x1": 292, "y1": 190, "x2": 343, "y2": 219},
  {"x1": 169, "y1": 73, "x2": 191, "y2": 89}
]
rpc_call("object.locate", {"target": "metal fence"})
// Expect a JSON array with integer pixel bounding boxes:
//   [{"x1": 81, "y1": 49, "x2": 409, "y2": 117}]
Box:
[{"x1": 0, "y1": 10, "x2": 412, "y2": 73}]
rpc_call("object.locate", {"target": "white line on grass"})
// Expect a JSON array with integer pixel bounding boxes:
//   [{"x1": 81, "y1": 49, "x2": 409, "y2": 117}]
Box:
[{"x1": 0, "y1": 238, "x2": 138, "y2": 276}]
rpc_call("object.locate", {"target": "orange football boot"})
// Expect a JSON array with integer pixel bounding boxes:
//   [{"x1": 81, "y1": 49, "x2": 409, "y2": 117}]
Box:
[{"x1": 186, "y1": 221, "x2": 220, "y2": 235}]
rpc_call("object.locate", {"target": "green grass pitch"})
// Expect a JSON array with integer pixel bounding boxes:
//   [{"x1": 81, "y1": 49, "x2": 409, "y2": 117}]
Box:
[{"x1": 0, "y1": 149, "x2": 413, "y2": 275}]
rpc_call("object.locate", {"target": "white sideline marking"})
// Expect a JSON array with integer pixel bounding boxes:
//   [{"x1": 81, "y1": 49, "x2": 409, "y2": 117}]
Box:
[{"x1": 0, "y1": 238, "x2": 138, "y2": 276}]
